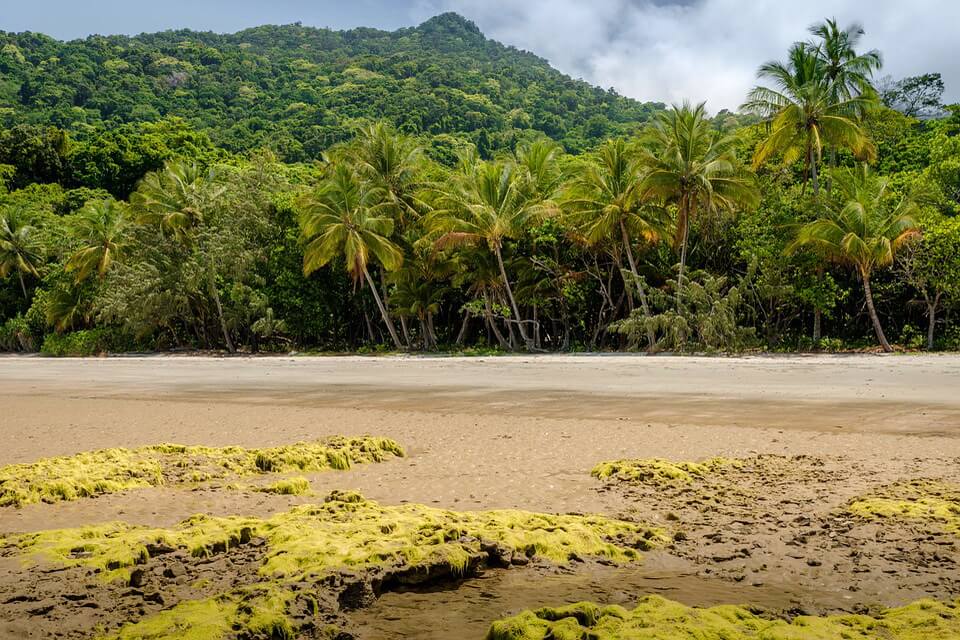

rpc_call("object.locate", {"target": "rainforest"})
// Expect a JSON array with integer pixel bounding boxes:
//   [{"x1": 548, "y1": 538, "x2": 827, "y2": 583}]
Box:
[{"x1": 0, "y1": 11, "x2": 957, "y2": 356}]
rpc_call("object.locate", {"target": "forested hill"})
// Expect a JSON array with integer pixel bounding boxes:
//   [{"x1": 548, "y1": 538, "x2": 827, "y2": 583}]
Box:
[{"x1": 0, "y1": 13, "x2": 663, "y2": 161}]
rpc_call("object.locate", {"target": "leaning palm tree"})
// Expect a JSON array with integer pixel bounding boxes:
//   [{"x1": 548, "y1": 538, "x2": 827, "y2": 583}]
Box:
[
  {"x1": 427, "y1": 156, "x2": 543, "y2": 350},
  {"x1": 638, "y1": 103, "x2": 759, "y2": 309},
  {"x1": 300, "y1": 165, "x2": 404, "y2": 349},
  {"x1": 65, "y1": 199, "x2": 129, "y2": 282},
  {"x1": 742, "y1": 43, "x2": 876, "y2": 196},
  {"x1": 789, "y1": 166, "x2": 919, "y2": 352},
  {"x1": 0, "y1": 207, "x2": 43, "y2": 299},
  {"x1": 130, "y1": 160, "x2": 234, "y2": 351},
  {"x1": 565, "y1": 139, "x2": 668, "y2": 350}
]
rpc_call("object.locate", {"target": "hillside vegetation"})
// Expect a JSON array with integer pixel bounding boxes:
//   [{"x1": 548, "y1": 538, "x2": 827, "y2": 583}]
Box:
[{"x1": 0, "y1": 14, "x2": 957, "y2": 354}]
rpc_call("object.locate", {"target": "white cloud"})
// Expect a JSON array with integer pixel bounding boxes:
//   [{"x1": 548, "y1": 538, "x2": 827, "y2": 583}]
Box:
[{"x1": 408, "y1": 0, "x2": 959, "y2": 111}]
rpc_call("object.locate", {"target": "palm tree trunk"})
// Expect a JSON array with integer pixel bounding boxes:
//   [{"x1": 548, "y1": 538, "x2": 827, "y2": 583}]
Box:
[
  {"x1": 926, "y1": 293, "x2": 941, "y2": 351},
  {"x1": 418, "y1": 315, "x2": 430, "y2": 350},
  {"x1": 399, "y1": 315, "x2": 412, "y2": 348},
  {"x1": 493, "y1": 244, "x2": 532, "y2": 349},
  {"x1": 861, "y1": 270, "x2": 891, "y2": 352},
  {"x1": 619, "y1": 219, "x2": 656, "y2": 351},
  {"x1": 206, "y1": 269, "x2": 235, "y2": 353},
  {"x1": 427, "y1": 312, "x2": 438, "y2": 349},
  {"x1": 17, "y1": 271, "x2": 28, "y2": 299},
  {"x1": 676, "y1": 200, "x2": 692, "y2": 311},
  {"x1": 483, "y1": 292, "x2": 509, "y2": 350},
  {"x1": 810, "y1": 147, "x2": 820, "y2": 197},
  {"x1": 362, "y1": 266, "x2": 403, "y2": 349},
  {"x1": 455, "y1": 310, "x2": 470, "y2": 346}
]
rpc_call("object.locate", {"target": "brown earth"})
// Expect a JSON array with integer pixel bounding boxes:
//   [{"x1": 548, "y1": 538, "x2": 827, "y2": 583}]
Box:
[{"x1": 1, "y1": 354, "x2": 959, "y2": 639}]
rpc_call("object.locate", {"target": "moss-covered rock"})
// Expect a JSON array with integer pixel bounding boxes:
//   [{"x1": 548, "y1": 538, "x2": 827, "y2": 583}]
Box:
[
  {"x1": 591, "y1": 457, "x2": 740, "y2": 487},
  {"x1": 8, "y1": 492, "x2": 667, "y2": 638},
  {"x1": 485, "y1": 595, "x2": 960, "y2": 639},
  {"x1": 0, "y1": 436, "x2": 404, "y2": 507},
  {"x1": 848, "y1": 479, "x2": 960, "y2": 534}
]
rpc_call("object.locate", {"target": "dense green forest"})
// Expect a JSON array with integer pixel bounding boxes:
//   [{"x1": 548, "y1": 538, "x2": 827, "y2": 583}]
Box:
[{"x1": 0, "y1": 13, "x2": 958, "y2": 355}]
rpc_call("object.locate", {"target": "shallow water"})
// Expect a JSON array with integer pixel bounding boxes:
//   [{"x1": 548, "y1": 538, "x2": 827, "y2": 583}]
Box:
[{"x1": 346, "y1": 553, "x2": 855, "y2": 639}]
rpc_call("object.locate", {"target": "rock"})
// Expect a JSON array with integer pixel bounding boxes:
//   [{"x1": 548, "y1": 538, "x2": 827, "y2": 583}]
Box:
[
  {"x1": 510, "y1": 554, "x2": 530, "y2": 566},
  {"x1": 480, "y1": 540, "x2": 513, "y2": 567},
  {"x1": 145, "y1": 542, "x2": 175, "y2": 556},
  {"x1": 238, "y1": 527, "x2": 253, "y2": 545},
  {"x1": 807, "y1": 558, "x2": 823, "y2": 567},
  {"x1": 163, "y1": 563, "x2": 187, "y2": 578},
  {"x1": 128, "y1": 568, "x2": 146, "y2": 588},
  {"x1": 143, "y1": 592, "x2": 165, "y2": 605},
  {"x1": 338, "y1": 579, "x2": 376, "y2": 610},
  {"x1": 26, "y1": 599, "x2": 57, "y2": 616}
]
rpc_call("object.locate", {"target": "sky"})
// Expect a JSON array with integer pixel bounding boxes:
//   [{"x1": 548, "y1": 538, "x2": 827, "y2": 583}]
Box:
[{"x1": 3, "y1": 0, "x2": 957, "y2": 111}]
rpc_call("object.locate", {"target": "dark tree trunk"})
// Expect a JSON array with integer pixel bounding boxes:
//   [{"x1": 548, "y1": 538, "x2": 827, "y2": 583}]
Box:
[
  {"x1": 619, "y1": 219, "x2": 656, "y2": 351},
  {"x1": 862, "y1": 271, "x2": 891, "y2": 352},
  {"x1": 362, "y1": 266, "x2": 403, "y2": 349}
]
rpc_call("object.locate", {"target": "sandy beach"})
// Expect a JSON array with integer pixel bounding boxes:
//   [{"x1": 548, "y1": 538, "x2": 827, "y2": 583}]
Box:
[{"x1": 1, "y1": 353, "x2": 959, "y2": 638}]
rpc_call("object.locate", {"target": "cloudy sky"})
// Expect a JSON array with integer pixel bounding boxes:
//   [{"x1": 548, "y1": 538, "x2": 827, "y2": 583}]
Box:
[{"x1": 4, "y1": 1, "x2": 957, "y2": 111}]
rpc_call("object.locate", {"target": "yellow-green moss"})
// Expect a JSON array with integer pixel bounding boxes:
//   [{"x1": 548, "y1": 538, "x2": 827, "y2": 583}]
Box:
[
  {"x1": 0, "y1": 436, "x2": 404, "y2": 507},
  {"x1": 485, "y1": 595, "x2": 960, "y2": 640},
  {"x1": 59, "y1": 494, "x2": 663, "y2": 639},
  {"x1": 591, "y1": 457, "x2": 739, "y2": 487},
  {"x1": 848, "y1": 480, "x2": 960, "y2": 534},
  {"x1": 8, "y1": 492, "x2": 664, "y2": 584},
  {"x1": 96, "y1": 584, "x2": 297, "y2": 640},
  {"x1": 258, "y1": 477, "x2": 312, "y2": 496}
]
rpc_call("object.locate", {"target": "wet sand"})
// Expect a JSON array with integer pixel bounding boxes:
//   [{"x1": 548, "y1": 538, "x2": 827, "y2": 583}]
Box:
[{"x1": 1, "y1": 354, "x2": 959, "y2": 638}]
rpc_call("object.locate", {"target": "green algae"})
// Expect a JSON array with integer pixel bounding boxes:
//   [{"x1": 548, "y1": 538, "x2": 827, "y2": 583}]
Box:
[
  {"x1": 485, "y1": 595, "x2": 960, "y2": 640},
  {"x1": 8, "y1": 492, "x2": 665, "y2": 584},
  {"x1": 0, "y1": 436, "x2": 404, "y2": 507},
  {"x1": 45, "y1": 492, "x2": 664, "y2": 639},
  {"x1": 591, "y1": 457, "x2": 740, "y2": 487},
  {"x1": 848, "y1": 479, "x2": 960, "y2": 534},
  {"x1": 257, "y1": 476, "x2": 312, "y2": 495}
]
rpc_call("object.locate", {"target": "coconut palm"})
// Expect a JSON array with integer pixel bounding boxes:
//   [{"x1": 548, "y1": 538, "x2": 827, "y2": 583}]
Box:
[
  {"x1": 428, "y1": 156, "x2": 543, "y2": 350},
  {"x1": 565, "y1": 139, "x2": 668, "y2": 350},
  {"x1": 348, "y1": 122, "x2": 429, "y2": 227},
  {"x1": 789, "y1": 166, "x2": 919, "y2": 352},
  {"x1": 0, "y1": 207, "x2": 43, "y2": 299},
  {"x1": 300, "y1": 165, "x2": 404, "y2": 349},
  {"x1": 65, "y1": 199, "x2": 129, "y2": 282},
  {"x1": 131, "y1": 161, "x2": 222, "y2": 240},
  {"x1": 742, "y1": 43, "x2": 876, "y2": 195},
  {"x1": 808, "y1": 18, "x2": 882, "y2": 106},
  {"x1": 638, "y1": 103, "x2": 759, "y2": 309},
  {"x1": 130, "y1": 160, "x2": 235, "y2": 351}
]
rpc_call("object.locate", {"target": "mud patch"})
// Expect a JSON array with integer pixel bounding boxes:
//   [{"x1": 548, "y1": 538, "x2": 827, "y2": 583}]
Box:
[{"x1": 595, "y1": 455, "x2": 960, "y2": 606}]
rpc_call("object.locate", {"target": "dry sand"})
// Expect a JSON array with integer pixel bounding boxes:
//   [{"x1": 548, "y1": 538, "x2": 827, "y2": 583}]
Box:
[{"x1": 1, "y1": 353, "x2": 959, "y2": 638}]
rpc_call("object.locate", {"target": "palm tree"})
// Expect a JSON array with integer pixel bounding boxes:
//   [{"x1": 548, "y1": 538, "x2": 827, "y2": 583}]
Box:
[
  {"x1": 808, "y1": 18, "x2": 882, "y2": 106},
  {"x1": 65, "y1": 199, "x2": 129, "y2": 282},
  {"x1": 130, "y1": 160, "x2": 235, "y2": 352},
  {"x1": 299, "y1": 165, "x2": 404, "y2": 349},
  {"x1": 638, "y1": 103, "x2": 759, "y2": 309},
  {"x1": 742, "y1": 43, "x2": 876, "y2": 196},
  {"x1": 789, "y1": 166, "x2": 919, "y2": 352},
  {"x1": 0, "y1": 207, "x2": 43, "y2": 299},
  {"x1": 348, "y1": 122, "x2": 428, "y2": 227},
  {"x1": 428, "y1": 156, "x2": 543, "y2": 350},
  {"x1": 808, "y1": 18, "x2": 882, "y2": 178},
  {"x1": 565, "y1": 139, "x2": 667, "y2": 350}
]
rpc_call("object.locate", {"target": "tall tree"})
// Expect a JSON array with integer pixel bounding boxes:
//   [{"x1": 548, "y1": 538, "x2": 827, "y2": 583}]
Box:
[
  {"x1": 565, "y1": 139, "x2": 667, "y2": 350},
  {"x1": 130, "y1": 161, "x2": 236, "y2": 352},
  {"x1": 299, "y1": 165, "x2": 405, "y2": 349},
  {"x1": 742, "y1": 43, "x2": 877, "y2": 196},
  {"x1": 65, "y1": 199, "x2": 129, "y2": 282},
  {"x1": 428, "y1": 156, "x2": 544, "y2": 350},
  {"x1": 638, "y1": 103, "x2": 759, "y2": 309},
  {"x1": 0, "y1": 206, "x2": 43, "y2": 299},
  {"x1": 790, "y1": 166, "x2": 919, "y2": 352}
]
